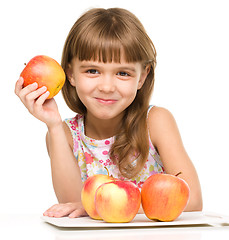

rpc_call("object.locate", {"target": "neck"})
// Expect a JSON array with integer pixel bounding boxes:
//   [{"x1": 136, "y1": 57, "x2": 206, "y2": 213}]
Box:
[{"x1": 84, "y1": 112, "x2": 123, "y2": 140}]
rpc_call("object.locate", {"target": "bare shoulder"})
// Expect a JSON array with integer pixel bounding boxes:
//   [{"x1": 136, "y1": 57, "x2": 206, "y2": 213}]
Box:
[
  {"x1": 147, "y1": 106, "x2": 180, "y2": 146},
  {"x1": 148, "y1": 106, "x2": 175, "y2": 123}
]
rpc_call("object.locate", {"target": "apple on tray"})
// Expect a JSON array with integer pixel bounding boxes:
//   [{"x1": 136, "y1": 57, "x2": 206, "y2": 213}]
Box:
[
  {"x1": 20, "y1": 55, "x2": 66, "y2": 99},
  {"x1": 81, "y1": 174, "x2": 114, "y2": 220},
  {"x1": 95, "y1": 180, "x2": 141, "y2": 223},
  {"x1": 141, "y1": 172, "x2": 190, "y2": 222}
]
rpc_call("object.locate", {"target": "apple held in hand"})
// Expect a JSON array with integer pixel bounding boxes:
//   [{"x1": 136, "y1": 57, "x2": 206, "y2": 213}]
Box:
[
  {"x1": 141, "y1": 173, "x2": 190, "y2": 222},
  {"x1": 81, "y1": 174, "x2": 114, "y2": 220},
  {"x1": 95, "y1": 180, "x2": 141, "y2": 223},
  {"x1": 20, "y1": 55, "x2": 65, "y2": 99}
]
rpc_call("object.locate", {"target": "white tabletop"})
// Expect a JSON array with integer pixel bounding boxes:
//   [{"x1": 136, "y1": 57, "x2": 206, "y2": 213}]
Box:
[{"x1": 1, "y1": 213, "x2": 229, "y2": 240}]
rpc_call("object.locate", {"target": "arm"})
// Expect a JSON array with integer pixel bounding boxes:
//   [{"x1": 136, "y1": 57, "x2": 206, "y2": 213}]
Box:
[
  {"x1": 46, "y1": 122, "x2": 83, "y2": 203},
  {"x1": 15, "y1": 77, "x2": 86, "y2": 217},
  {"x1": 148, "y1": 107, "x2": 203, "y2": 211},
  {"x1": 44, "y1": 122, "x2": 87, "y2": 218}
]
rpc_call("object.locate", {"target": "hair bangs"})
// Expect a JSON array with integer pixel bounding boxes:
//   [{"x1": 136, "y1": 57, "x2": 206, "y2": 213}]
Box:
[
  {"x1": 69, "y1": 11, "x2": 151, "y2": 64},
  {"x1": 74, "y1": 33, "x2": 123, "y2": 63}
]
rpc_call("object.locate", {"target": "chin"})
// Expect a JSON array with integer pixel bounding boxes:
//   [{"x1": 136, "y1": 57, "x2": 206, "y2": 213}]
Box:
[{"x1": 88, "y1": 107, "x2": 123, "y2": 120}]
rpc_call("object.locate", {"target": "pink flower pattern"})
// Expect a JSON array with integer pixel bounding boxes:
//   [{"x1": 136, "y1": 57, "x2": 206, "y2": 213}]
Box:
[{"x1": 85, "y1": 152, "x2": 94, "y2": 164}]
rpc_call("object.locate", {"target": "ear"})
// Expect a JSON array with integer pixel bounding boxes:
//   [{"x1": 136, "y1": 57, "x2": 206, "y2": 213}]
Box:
[
  {"x1": 66, "y1": 63, "x2": 76, "y2": 87},
  {"x1": 137, "y1": 65, "x2": 150, "y2": 90}
]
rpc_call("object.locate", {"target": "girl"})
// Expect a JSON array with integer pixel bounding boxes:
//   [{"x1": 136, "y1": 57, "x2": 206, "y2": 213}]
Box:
[{"x1": 15, "y1": 8, "x2": 202, "y2": 218}]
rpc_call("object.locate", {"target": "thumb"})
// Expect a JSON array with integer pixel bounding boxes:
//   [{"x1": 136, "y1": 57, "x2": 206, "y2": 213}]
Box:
[{"x1": 14, "y1": 77, "x2": 24, "y2": 95}]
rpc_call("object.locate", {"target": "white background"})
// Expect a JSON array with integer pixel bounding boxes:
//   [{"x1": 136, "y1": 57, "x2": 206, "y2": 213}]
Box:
[{"x1": 1, "y1": 0, "x2": 228, "y2": 216}]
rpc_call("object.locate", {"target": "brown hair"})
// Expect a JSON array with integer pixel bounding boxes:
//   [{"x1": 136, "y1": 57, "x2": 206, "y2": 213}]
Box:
[{"x1": 61, "y1": 8, "x2": 157, "y2": 179}]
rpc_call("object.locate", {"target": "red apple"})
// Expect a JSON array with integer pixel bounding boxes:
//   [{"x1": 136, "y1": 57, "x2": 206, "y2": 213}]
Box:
[
  {"x1": 95, "y1": 180, "x2": 141, "y2": 223},
  {"x1": 20, "y1": 55, "x2": 65, "y2": 99},
  {"x1": 141, "y1": 173, "x2": 190, "y2": 221},
  {"x1": 81, "y1": 174, "x2": 114, "y2": 220}
]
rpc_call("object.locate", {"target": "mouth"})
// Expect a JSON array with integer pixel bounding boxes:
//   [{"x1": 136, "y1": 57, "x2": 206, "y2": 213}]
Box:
[{"x1": 95, "y1": 97, "x2": 117, "y2": 105}]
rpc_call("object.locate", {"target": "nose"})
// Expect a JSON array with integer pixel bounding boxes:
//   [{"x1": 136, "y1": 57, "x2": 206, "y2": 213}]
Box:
[{"x1": 98, "y1": 75, "x2": 116, "y2": 93}]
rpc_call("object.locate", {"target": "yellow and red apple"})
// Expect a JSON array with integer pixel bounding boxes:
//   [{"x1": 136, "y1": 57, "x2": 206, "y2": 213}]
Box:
[
  {"x1": 141, "y1": 173, "x2": 190, "y2": 221},
  {"x1": 81, "y1": 174, "x2": 114, "y2": 220},
  {"x1": 20, "y1": 55, "x2": 65, "y2": 99},
  {"x1": 95, "y1": 180, "x2": 141, "y2": 223}
]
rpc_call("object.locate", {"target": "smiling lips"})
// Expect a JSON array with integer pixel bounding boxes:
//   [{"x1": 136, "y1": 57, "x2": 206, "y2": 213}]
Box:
[{"x1": 95, "y1": 97, "x2": 117, "y2": 105}]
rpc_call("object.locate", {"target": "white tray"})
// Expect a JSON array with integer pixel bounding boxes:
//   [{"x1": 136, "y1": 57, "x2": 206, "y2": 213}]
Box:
[{"x1": 41, "y1": 212, "x2": 229, "y2": 228}]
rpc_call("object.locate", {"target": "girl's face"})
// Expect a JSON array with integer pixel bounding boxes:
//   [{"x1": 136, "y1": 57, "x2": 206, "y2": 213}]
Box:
[{"x1": 68, "y1": 56, "x2": 149, "y2": 121}]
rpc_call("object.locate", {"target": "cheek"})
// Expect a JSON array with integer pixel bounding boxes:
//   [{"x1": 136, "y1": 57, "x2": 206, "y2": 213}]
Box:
[
  {"x1": 118, "y1": 80, "x2": 139, "y2": 98},
  {"x1": 75, "y1": 77, "x2": 94, "y2": 94}
]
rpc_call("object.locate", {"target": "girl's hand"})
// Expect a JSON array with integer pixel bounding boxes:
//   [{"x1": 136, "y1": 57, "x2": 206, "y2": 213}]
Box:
[
  {"x1": 15, "y1": 77, "x2": 62, "y2": 128},
  {"x1": 43, "y1": 202, "x2": 88, "y2": 218}
]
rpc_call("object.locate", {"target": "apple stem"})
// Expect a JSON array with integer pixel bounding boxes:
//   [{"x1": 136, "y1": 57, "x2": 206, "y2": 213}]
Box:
[
  {"x1": 175, "y1": 172, "x2": 182, "y2": 177},
  {"x1": 24, "y1": 63, "x2": 27, "y2": 66},
  {"x1": 104, "y1": 166, "x2": 110, "y2": 177}
]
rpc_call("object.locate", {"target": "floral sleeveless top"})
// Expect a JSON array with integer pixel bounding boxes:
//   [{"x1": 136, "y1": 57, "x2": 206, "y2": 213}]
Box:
[{"x1": 64, "y1": 106, "x2": 164, "y2": 189}]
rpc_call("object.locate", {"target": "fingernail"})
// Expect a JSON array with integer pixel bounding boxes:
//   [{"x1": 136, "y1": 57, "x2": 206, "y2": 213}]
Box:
[{"x1": 41, "y1": 86, "x2": 47, "y2": 91}]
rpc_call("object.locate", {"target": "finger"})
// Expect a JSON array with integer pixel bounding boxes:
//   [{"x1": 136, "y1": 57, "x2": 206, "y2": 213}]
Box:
[
  {"x1": 43, "y1": 203, "x2": 72, "y2": 218},
  {"x1": 69, "y1": 208, "x2": 88, "y2": 218},
  {"x1": 51, "y1": 203, "x2": 83, "y2": 218},
  {"x1": 14, "y1": 77, "x2": 24, "y2": 95},
  {"x1": 43, "y1": 204, "x2": 59, "y2": 216},
  {"x1": 32, "y1": 91, "x2": 50, "y2": 115},
  {"x1": 25, "y1": 86, "x2": 47, "y2": 103},
  {"x1": 53, "y1": 203, "x2": 80, "y2": 218},
  {"x1": 43, "y1": 203, "x2": 85, "y2": 218},
  {"x1": 19, "y1": 86, "x2": 47, "y2": 114},
  {"x1": 52, "y1": 208, "x2": 72, "y2": 218},
  {"x1": 35, "y1": 90, "x2": 50, "y2": 106},
  {"x1": 18, "y1": 82, "x2": 38, "y2": 100},
  {"x1": 47, "y1": 208, "x2": 69, "y2": 218}
]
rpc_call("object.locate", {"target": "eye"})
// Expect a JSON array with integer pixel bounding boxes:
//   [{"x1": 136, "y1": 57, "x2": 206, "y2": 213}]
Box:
[
  {"x1": 86, "y1": 69, "x2": 99, "y2": 74},
  {"x1": 117, "y1": 71, "x2": 130, "y2": 77}
]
